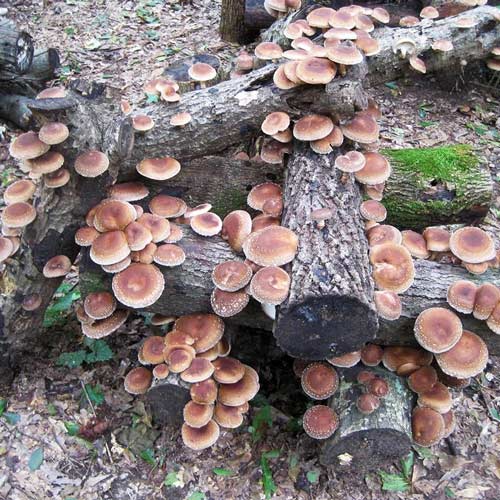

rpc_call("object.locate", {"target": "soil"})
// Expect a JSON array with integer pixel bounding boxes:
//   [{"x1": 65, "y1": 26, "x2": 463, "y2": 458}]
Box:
[{"x1": 1, "y1": 1, "x2": 500, "y2": 499}]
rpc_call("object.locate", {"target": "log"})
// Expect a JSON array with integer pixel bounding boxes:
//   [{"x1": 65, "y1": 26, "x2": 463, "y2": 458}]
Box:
[
  {"x1": 0, "y1": 18, "x2": 33, "y2": 74},
  {"x1": 220, "y1": 0, "x2": 246, "y2": 43},
  {"x1": 0, "y1": 93, "x2": 33, "y2": 128},
  {"x1": 274, "y1": 143, "x2": 378, "y2": 359},
  {"x1": 320, "y1": 366, "x2": 414, "y2": 468}
]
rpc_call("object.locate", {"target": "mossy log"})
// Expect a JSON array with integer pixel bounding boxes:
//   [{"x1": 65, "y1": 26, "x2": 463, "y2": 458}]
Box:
[
  {"x1": 320, "y1": 366, "x2": 414, "y2": 468},
  {"x1": 0, "y1": 18, "x2": 33, "y2": 74}
]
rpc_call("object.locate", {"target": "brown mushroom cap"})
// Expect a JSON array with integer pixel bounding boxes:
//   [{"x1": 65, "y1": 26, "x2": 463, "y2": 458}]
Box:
[
  {"x1": 442, "y1": 410, "x2": 456, "y2": 438},
  {"x1": 213, "y1": 357, "x2": 245, "y2": 384},
  {"x1": 188, "y1": 62, "x2": 217, "y2": 82},
  {"x1": 9, "y1": 131, "x2": 50, "y2": 160},
  {"x1": 182, "y1": 420, "x2": 220, "y2": 450},
  {"x1": 412, "y1": 407, "x2": 445, "y2": 446},
  {"x1": 417, "y1": 382, "x2": 452, "y2": 414},
  {"x1": 42, "y1": 255, "x2": 72, "y2": 278},
  {"x1": 261, "y1": 112, "x2": 290, "y2": 136},
  {"x1": 38, "y1": 122, "x2": 69, "y2": 145},
  {"x1": 255, "y1": 42, "x2": 283, "y2": 60},
  {"x1": 0, "y1": 237, "x2": 13, "y2": 263},
  {"x1": 295, "y1": 57, "x2": 337, "y2": 84},
  {"x1": 473, "y1": 283, "x2": 500, "y2": 320},
  {"x1": 221, "y1": 210, "x2": 252, "y2": 253},
  {"x1": 303, "y1": 405, "x2": 339, "y2": 439},
  {"x1": 293, "y1": 114, "x2": 334, "y2": 141},
  {"x1": 383, "y1": 346, "x2": 433, "y2": 372},
  {"x1": 181, "y1": 358, "x2": 215, "y2": 383},
  {"x1": 449, "y1": 227, "x2": 495, "y2": 264},
  {"x1": 28, "y1": 151, "x2": 65, "y2": 175},
  {"x1": 124, "y1": 221, "x2": 153, "y2": 251},
  {"x1": 401, "y1": 230, "x2": 430, "y2": 259},
  {"x1": 335, "y1": 151, "x2": 366, "y2": 172},
  {"x1": 212, "y1": 260, "x2": 252, "y2": 292},
  {"x1": 420, "y1": 6, "x2": 439, "y2": 19},
  {"x1": 306, "y1": 7, "x2": 335, "y2": 28},
  {"x1": 463, "y1": 261, "x2": 488, "y2": 275},
  {"x1": 447, "y1": 280, "x2": 477, "y2": 314},
  {"x1": 422, "y1": 227, "x2": 450, "y2": 252},
  {"x1": 124, "y1": 367, "x2": 153, "y2": 395},
  {"x1": 184, "y1": 401, "x2": 214, "y2": 428},
  {"x1": 374, "y1": 291, "x2": 402, "y2": 321},
  {"x1": 273, "y1": 64, "x2": 299, "y2": 90},
  {"x1": 330, "y1": 10, "x2": 355, "y2": 29},
  {"x1": 82, "y1": 309, "x2": 129, "y2": 339},
  {"x1": 190, "y1": 377, "x2": 218, "y2": 405},
  {"x1": 36, "y1": 86, "x2": 67, "y2": 99},
  {"x1": 74, "y1": 150, "x2": 109, "y2": 177},
  {"x1": 247, "y1": 183, "x2": 282, "y2": 212},
  {"x1": 369, "y1": 243, "x2": 415, "y2": 293},
  {"x1": 243, "y1": 226, "x2": 298, "y2": 267},
  {"x1": 184, "y1": 203, "x2": 212, "y2": 219},
  {"x1": 414, "y1": 307, "x2": 463, "y2": 354},
  {"x1": 435, "y1": 330, "x2": 488, "y2": 378},
  {"x1": 341, "y1": 111, "x2": 379, "y2": 143},
  {"x1": 190, "y1": 212, "x2": 222, "y2": 237},
  {"x1": 140, "y1": 336, "x2": 167, "y2": 365},
  {"x1": 354, "y1": 152, "x2": 391, "y2": 185},
  {"x1": 164, "y1": 223, "x2": 183, "y2": 243},
  {"x1": 137, "y1": 213, "x2": 171, "y2": 243},
  {"x1": 367, "y1": 225, "x2": 402, "y2": 247},
  {"x1": 170, "y1": 112, "x2": 192, "y2": 127},
  {"x1": 326, "y1": 351, "x2": 361, "y2": 368},
  {"x1": 210, "y1": 288, "x2": 249, "y2": 317},
  {"x1": 409, "y1": 56, "x2": 427, "y2": 74},
  {"x1": 154, "y1": 244, "x2": 186, "y2": 267},
  {"x1": 132, "y1": 115, "x2": 154, "y2": 132},
  {"x1": 408, "y1": 366, "x2": 438, "y2": 394},
  {"x1": 360, "y1": 344, "x2": 383, "y2": 367},
  {"x1": 213, "y1": 402, "x2": 244, "y2": 429},
  {"x1": 44, "y1": 168, "x2": 71, "y2": 188},
  {"x1": 109, "y1": 182, "x2": 149, "y2": 202},
  {"x1": 218, "y1": 365, "x2": 259, "y2": 406},
  {"x1": 399, "y1": 15, "x2": 420, "y2": 27},
  {"x1": 167, "y1": 346, "x2": 195, "y2": 373},
  {"x1": 367, "y1": 377, "x2": 389, "y2": 398},
  {"x1": 327, "y1": 41, "x2": 363, "y2": 65},
  {"x1": 90, "y1": 230, "x2": 130, "y2": 265},
  {"x1": 356, "y1": 393, "x2": 380, "y2": 415},
  {"x1": 22, "y1": 293, "x2": 42, "y2": 311},
  {"x1": 84, "y1": 291, "x2": 117, "y2": 320},
  {"x1": 149, "y1": 195, "x2": 187, "y2": 218},
  {"x1": 249, "y1": 266, "x2": 290, "y2": 305},
  {"x1": 252, "y1": 214, "x2": 280, "y2": 233},
  {"x1": 94, "y1": 200, "x2": 136, "y2": 232},
  {"x1": 112, "y1": 262, "x2": 164, "y2": 308},
  {"x1": 360, "y1": 200, "x2": 386, "y2": 222},
  {"x1": 136, "y1": 157, "x2": 180, "y2": 181},
  {"x1": 101, "y1": 256, "x2": 131, "y2": 273},
  {"x1": 175, "y1": 314, "x2": 225, "y2": 353},
  {"x1": 4, "y1": 180, "x2": 36, "y2": 205},
  {"x1": 301, "y1": 362, "x2": 338, "y2": 400}
]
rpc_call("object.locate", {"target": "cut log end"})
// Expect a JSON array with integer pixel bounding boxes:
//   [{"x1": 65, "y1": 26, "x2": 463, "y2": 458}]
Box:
[{"x1": 146, "y1": 380, "x2": 190, "y2": 427}]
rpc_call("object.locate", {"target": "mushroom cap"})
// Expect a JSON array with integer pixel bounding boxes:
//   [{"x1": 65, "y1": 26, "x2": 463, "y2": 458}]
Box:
[
  {"x1": 368, "y1": 225, "x2": 402, "y2": 248},
  {"x1": 374, "y1": 291, "x2": 402, "y2": 320},
  {"x1": 432, "y1": 39, "x2": 453, "y2": 52},
  {"x1": 382, "y1": 346, "x2": 433, "y2": 372},
  {"x1": 422, "y1": 227, "x2": 450, "y2": 252},
  {"x1": 4, "y1": 179, "x2": 36, "y2": 205},
  {"x1": 190, "y1": 378, "x2": 218, "y2": 405},
  {"x1": 360, "y1": 200, "x2": 386, "y2": 222},
  {"x1": 293, "y1": 114, "x2": 334, "y2": 141},
  {"x1": 447, "y1": 280, "x2": 477, "y2": 314},
  {"x1": 218, "y1": 365, "x2": 259, "y2": 406},
  {"x1": 190, "y1": 212, "x2": 222, "y2": 237},
  {"x1": 221, "y1": 210, "x2": 252, "y2": 253},
  {"x1": 149, "y1": 195, "x2": 187, "y2": 219},
  {"x1": 182, "y1": 420, "x2": 220, "y2": 450},
  {"x1": 243, "y1": 226, "x2": 298, "y2": 267},
  {"x1": 414, "y1": 307, "x2": 463, "y2": 354},
  {"x1": 175, "y1": 313, "x2": 225, "y2": 353},
  {"x1": 399, "y1": 15, "x2": 420, "y2": 27},
  {"x1": 94, "y1": 200, "x2": 136, "y2": 232},
  {"x1": 442, "y1": 410, "x2": 456, "y2": 438},
  {"x1": 486, "y1": 59, "x2": 500, "y2": 72},
  {"x1": 21, "y1": 293, "x2": 42, "y2": 311},
  {"x1": 213, "y1": 402, "x2": 244, "y2": 429},
  {"x1": 301, "y1": 362, "x2": 338, "y2": 400},
  {"x1": 170, "y1": 112, "x2": 192, "y2": 127},
  {"x1": 137, "y1": 213, "x2": 171, "y2": 243},
  {"x1": 247, "y1": 182, "x2": 282, "y2": 211},
  {"x1": 409, "y1": 56, "x2": 427, "y2": 74},
  {"x1": 188, "y1": 62, "x2": 217, "y2": 82},
  {"x1": 295, "y1": 57, "x2": 337, "y2": 84},
  {"x1": 90, "y1": 230, "x2": 130, "y2": 265},
  {"x1": 9, "y1": 131, "x2": 50, "y2": 160},
  {"x1": 124, "y1": 221, "x2": 153, "y2": 251},
  {"x1": 420, "y1": 6, "x2": 439, "y2": 19},
  {"x1": 101, "y1": 256, "x2": 132, "y2": 273},
  {"x1": 140, "y1": 336, "x2": 167, "y2": 365},
  {"x1": 330, "y1": 10, "x2": 355, "y2": 29},
  {"x1": 166, "y1": 346, "x2": 195, "y2": 373},
  {"x1": 324, "y1": 27, "x2": 357, "y2": 40},
  {"x1": 355, "y1": 36, "x2": 380, "y2": 56},
  {"x1": 38, "y1": 122, "x2": 69, "y2": 145},
  {"x1": 184, "y1": 203, "x2": 212, "y2": 218},
  {"x1": 212, "y1": 260, "x2": 252, "y2": 292},
  {"x1": 449, "y1": 227, "x2": 495, "y2": 264},
  {"x1": 360, "y1": 344, "x2": 383, "y2": 366},
  {"x1": 307, "y1": 7, "x2": 335, "y2": 28},
  {"x1": 408, "y1": 366, "x2": 438, "y2": 394},
  {"x1": 249, "y1": 266, "x2": 290, "y2": 305},
  {"x1": 326, "y1": 351, "x2": 361, "y2": 368},
  {"x1": 183, "y1": 401, "x2": 214, "y2": 428},
  {"x1": 82, "y1": 309, "x2": 129, "y2": 339},
  {"x1": 0, "y1": 237, "x2": 14, "y2": 263},
  {"x1": 44, "y1": 168, "x2": 70, "y2": 188},
  {"x1": 252, "y1": 214, "x2": 280, "y2": 233},
  {"x1": 335, "y1": 150, "x2": 366, "y2": 172},
  {"x1": 124, "y1": 367, "x2": 153, "y2": 394},
  {"x1": 1, "y1": 202, "x2": 36, "y2": 228},
  {"x1": 75, "y1": 228, "x2": 99, "y2": 250},
  {"x1": 261, "y1": 112, "x2": 290, "y2": 136},
  {"x1": 367, "y1": 377, "x2": 389, "y2": 397},
  {"x1": 356, "y1": 393, "x2": 380, "y2": 415},
  {"x1": 302, "y1": 405, "x2": 339, "y2": 439},
  {"x1": 213, "y1": 357, "x2": 245, "y2": 384},
  {"x1": 435, "y1": 330, "x2": 488, "y2": 378},
  {"x1": 354, "y1": 152, "x2": 391, "y2": 185},
  {"x1": 132, "y1": 115, "x2": 154, "y2": 132},
  {"x1": 28, "y1": 150, "x2": 65, "y2": 175},
  {"x1": 255, "y1": 42, "x2": 283, "y2": 60},
  {"x1": 210, "y1": 288, "x2": 249, "y2": 317},
  {"x1": 369, "y1": 243, "x2": 415, "y2": 293},
  {"x1": 412, "y1": 407, "x2": 444, "y2": 447},
  {"x1": 181, "y1": 358, "x2": 215, "y2": 383},
  {"x1": 327, "y1": 41, "x2": 363, "y2": 65},
  {"x1": 371, "y1": 7, "x2": 390, "y2": 23},
  {"x1": 473, "y1": 283, "x2": 500, "y2": 320},
  {"x1": 109, "y1": 182, "x2": 149, "y2": 202},
  {"x1": 74, "y1": 150, "x2": 109, "y2": 177},
  {"x1": 273, "y1": 64, "x2": 299, "y2": 90},
  {"x1": 401, "y1": 230, "x2": 429, "y2": 259},
  {"x1": 136, "y1": 157, "x2": 181, "y2": 181},
  {"x1": 164, "y1": 223, "x2": 183, "y2": 243},
  {"x1": 36, "y1": 86, "x2": 67, "y2": 99},
  {"x1": 154, "y1": 244, "x2": 186, "y2": 267},
  {"x1": 84, "y1": 291, "x2": 117, "y2": 320},
  {"x1": 417, "y1": 382, "x2": 452, "y2": 414},
  {"x1": 151, "y1": 314, "x2": 176, "y2": 326},
  {"x1": 310, "y1": 126, "x2": 344, "y2": 154},
  {"x1": 341, "y1": 111, "x2": 379, "y2": 143},
  {"x1": 463, "y1": 261, "x2": 488, "y2": 275}
]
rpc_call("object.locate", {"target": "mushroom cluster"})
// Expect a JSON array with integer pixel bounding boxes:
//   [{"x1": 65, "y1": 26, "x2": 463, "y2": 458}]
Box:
[
  {"x1": 486, "y1": 45, "x2": 500, "y2": 72},
  {"x1": 356, "y1": 370, "x2": 389, "y2": 415},
  {"x1": 123, "y1": 313, "x2": 259, "y2": 450},
  {"x1": 264, "y1": 0, "x2": 301, "y2": 19},
  {"x1": 447, "y1": 280, "x2": 500, "y2": 334}
]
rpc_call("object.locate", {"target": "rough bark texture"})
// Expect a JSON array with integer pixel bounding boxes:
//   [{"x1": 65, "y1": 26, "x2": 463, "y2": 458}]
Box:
[
  {"x1": 0, "y1": 17, "x2": 33, "y2": 73},
  {"x1": 320, "y1": 366, "x2": 414, "y2": 468},
  {"x1": 220, "y1": 0, "x2": 246, "y2": 43},
  {"x1": 274, "y1": 143, "x2": 378, "y2": 359}
]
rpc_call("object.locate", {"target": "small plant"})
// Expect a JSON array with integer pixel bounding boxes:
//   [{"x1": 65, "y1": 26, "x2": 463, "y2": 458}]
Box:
[
  {"x1": 0, "y1": 399, "x2": 20, "y2": 425},
  {"x1": 260, "y1": 450, "x2": 280, "y2": 499},
  {"x1": 248, "y1": 404, "x2": 272, "y2": 443},
  {"x1": 378, "y1": 452, "x2": 413, "y2": 492},
  {"x1": 80, "y1": 383, "x2": 105, "y2": 408},
  {"x1": 57, "y1": 338, "x2": 113, "y2": 368},
  {"x1": 43, "y1": 283, "x2": 80, "y2": 328}
]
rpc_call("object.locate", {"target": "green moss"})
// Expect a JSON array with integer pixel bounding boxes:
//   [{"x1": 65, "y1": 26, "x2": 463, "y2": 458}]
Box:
[
  {"x1": 79, "y1": 270, "x2": 110, "y2": 296},
  {"x1": 211, "y1": 188, "x2": 248, "y2": 218}
]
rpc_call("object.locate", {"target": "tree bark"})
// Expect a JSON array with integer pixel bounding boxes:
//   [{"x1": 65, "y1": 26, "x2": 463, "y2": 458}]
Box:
[
  {"x1": 220, "y1": 0, "x2": 246, "y2": 43},
  {"x1": 320, "y1": 366, "x2": 414, "y2": 468},
  {"x1": 0, "y1": 18, "x2": 33, "y2": 74}
]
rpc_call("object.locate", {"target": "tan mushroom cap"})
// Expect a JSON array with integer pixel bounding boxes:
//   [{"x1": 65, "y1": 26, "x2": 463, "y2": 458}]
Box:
[
  {"x1": 370, "y1": 243, "x2": 415, "y2": 293},
  {"x1": 210, "y1": 288, "x2": 249, "y2": 317},
  {"x1": 190, "y1": 378, "x2": 218, "y2": 405},
  {"x1": 335, "y1": 150, "x2": 366, "y2": 172},
  {"x1": 188, "y1": 62, "x2": 217, "y2": 82},
  {"x1": 417, "y1": 382, "x2": 452, "y2": 414},
  {"x1": 306, "y1": 7, "x2": 335, "y2": 28},
  {"x1": 221, "y1": 210, "x2": 252, "y2": 253},
  {"x1": 166, "y1": 346, "x2": 195, "y2": 373},
  {"x1": 301, "y1": 362, "x2": 338, "y2": 400},
  {"x1": 36, "y1": 86, "x2": 67, "y2": 99},
  {"x1": 9, "y1": 131, "x2": 50, "y2": 160},
  {"x1": 412, "y1": 407, "x2": 444, "y2": 446},
  {"x1": 449, "y1": 227, "x2": 495, "y2": 264},
  {"x1": 102, "y1": 256, "x2": 132, "y2": 273},
  {"x1": 435, "y1": 330, "x2": 488, "y2": 378},
  {"x1": 486, "y1": 302, "x2": 500, "y2": 334},
  {"x1": 330, "y1": 10, "x2": 355, "y2": 29},
  {"x1": 151, "y1": 363, "x2": 169, "y2": 379},
  {"x1": 260, "y1": 137, "x2": 291, "y2": 163},
  {"x1": 28, "y1": 151, "x2": 64, "y2": 175},
  {"x1": 137, "y1": 213, "x2": 170, "y2": 242},
  {"x1": 181, "y1": 358, "x2": 215, "y2": 383},
  {"x1": 212, "y1": 260, "x2": 252, "y2": 292},
  {"x1": 324, "y1": 27, "x2": 357, "y2": 40},
  {"x1": 341, "y1": 112, "x2": 379, "y2": 143},
  {"x1": 82, "y1": 309, "x2": 129, "y2": 339},
  {"x1": 136, "y1": 157, "x2": 180, "y2": 181},
  {"x1": 355, "y1": 36, "x2": 380, "y2": 56},
  {"x1": 272, "y1": 128, "x2": 293, "y2": 143},
  {"x1": 140, "y1": 336, "x2": 167, "y2": 365},
  {"x1": 109, "y1": 182, "x2": 149, "y2": 202},
  {"x1": 423, "y1": 227, "x2": 450, "y2": 252},
  {"x1": 383, "y1": 346, "x2": 433, "y2": 372},
  {"x1": 401, "y1": 230, "x2": 429, "y2": 259},
  {"x1": 261, "y1": 112, "x2": 290, "y2": 136},
  {"x1": 38, "y1": 122, "x2": 69, "y2": 145},
  {"x1": 360, "y1": 344, "x2": 383, "y2": 366},
  {"x1": 190, "y1": 212, "x2": 222, "y2": 237},
  {"x1": 213, "y1": 402, "x2": 245, "y2": 429},
  {"x1": 0, "y1": 237, "x2": 14, "y2": 263},
  {"x1": 170, "y1": 112, "x2": 192, "y2": 127},
  {"x1": 291, "y1": 36, "x2": 314, "y2": 51},
  {"x1": 249, "y1": 266, "x2": 290, "y2": 305},
  {"x1": 184, "y1": 401, "x2": 214, "y2": 428},
  {"x1": 357, "y1": 393, "x2": 380, "y2": 415},
  {"x1": 148, "y1": 195, "x2": 187, "y2": 219},
  {"x1": 360, "y1": 200, "x2": 386, "y2": 222},
  {"x1": 371, "y1": 6, "x2": 390, "y2": 23},
  {"x1": 94, "y1": 200, "x2": 136, "y2": 232},
  {"x1": 442, "y1": 409, "x2": 456, "y2": 438},
  {"x1": 213, "y1": 357, "x2": 245, "y2": 384},
  {"x1": 184, "y1": 203, "x2": 212, "y2": 219},
  {"x1": 255, "y1": 41, "x2": 284, "y2": 61},
  {"x1": 4, "y1": 180, "x2": 36, "y2": 205},
  {"x1": 367, "y1": 225, "x2": 402, "y2": 247},
  {"x1": 263, "y1": 197, "x2": 284, "y2": 217},
  {"x1": 295, "y1": 57, "x2": 337, "y2": 85},
  {"x1": 326, "y1": 351, "x2": 361, "y2": 368},
  {"x1": 463, "y1": 261, "x2": 488, "y2": 275},
  {"x1": 486, "y1": 59, "x2": 500, "y2": 72},
  {"x1": 247, "y1": 183, "x2": 282, "y2": 212},
  {"x1": 83, "y1": 291, "x2": 116, "y2": 320},
  {"x1": 374, "y1": 291, "x2": 402, "y2": 320},
  {"x1": 420, "y1": 6, "x2": 439, "y2": 19},
  {"x1": 132, "y1": 114, "x2": 154, "y2": 132},
  {"x1": 473, "y1": 283, "x2": 500, "y2": 320},
  {"x1": 182, "y1": 419, "x2": 220, "y2": 450},
  {"x1": 164, "y1": 222, "x2": 183, "y2": 243},
  {"x1": 272, "y1": 64, "x2": 299, "y2": 90},
  {"x1": 409, "y1": 56, "x2": 427, "y2": 74},
  {"x1": 327, "y1": 41, "x2": 363, "y2": 65},
  {"x1": 408, "y1": 366, "x2": 438, "y2": 394},
  {"x1": 243, "y1": 226, "x2": 298, "y2": 267},
  {"x1": 75, "y1": 150, "x2": 109, "y2": 177},
  {"x1": 310, "y1": 126, "x2": 344, "y2": 154},
  {"x1": 303, "y1": 405, "x2": 339, "y2": 439},
  {"x1": 399, "y1": 15, "x2": 420, "y2": 27},
  {"x1": 432, "y1": 39, "x2": 453, "y2": 52},
  {"x1": 74, "y1": 226, "x2": 99, "y2": 247},
  {"x1": 2, "y1": 202, "x2": 36, "y2": 228},
  {"x1": 293, "y1": 114, "x2": 334, "y2": 141},
  {"x1": 22, "y1": 293, "x2": 42, "y2": 311},
  {"x1": 124, "y1": 366, "x2": 153, "y2": 395},
  {"x1": 364, "y1": 183, "x2": 385, "y2": 202},
  {"x1": 175, "y1": 314, "x2": 225, "y2": 353},
  {"x1": 252, "y1": 214, "x2": 280, "y2": 233},
  {"x1": 367, "y1": 377, "x2": 389, "y2": 398},
  {"x1": 44, "y1": 168, "x2": 70, "y2": 188},
  {"x1": 123, "y1": 221, "x2": 152, "y2": 251},
  {"x1": 218, "y1": 365, "x2": 259, "y2": 406},
  {"x1": 90, "y1": 230, "x2": 130, "y2": 265},
  {"x1": 447, "y1": 280, "x2": 477, "y2": 314},
  {"x1": 414, "y1": 307, "x2": 463, "y2": 354},
  {"x1": 153, "y1": 243, "x2": 185, "y2": 267}
]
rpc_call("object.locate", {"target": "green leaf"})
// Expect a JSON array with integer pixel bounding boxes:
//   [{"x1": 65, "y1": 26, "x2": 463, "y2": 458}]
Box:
[
  {"x1": 488, "y1": 406, "x2": 500, "y2": 422},
  {"x1": 419, "y1": 120, "x2": 437, "y2": 128},
  {"x1": 378, "y1": 471, "x2": 409, "y2": 492},
  {"x1": 187, "y1": 492, "x2": 205, "y2": 500},
  {"x1": 445, "y1": 486, "x2": 456, "y2": 498},
  {"x1": 384, "y1": 82, "x2": 398, "y2": 90},
  {"x1": 28, "y1": 447, "x2": 44, "y2": 471},
  {"x1": 3, "y1": 412, "x2": 20, "y2": 425},
  {"x1": 57, "y1": 350, "x2": 87, "y2": 368},
  {"x1": 260, "y1": 453, "x2": 277, "y2": 499},
  {"x1": 263, "y1": 449, "x2": 280, "y2": 459},
  {"x1": 0, "y1": 399, "x2": 6, "y2": 416},
  {"x1": 213, "y1": 467, "x2": 234, "y2": 477},
  {"x1": 250, "y1": 405, "x2": 272, "y2": 443},
  {"x1": 306, "y1": 470, "x2": 320, "y2": 484},
  {"x1": 85, "y1": 339, "x2": 113, "y2": 363},
  {"x1": 400, "y1": 452, "x2": 414, "y2": 480},
  {"x1": 145, "y1": 93, "x2": 159, "y2": 103},
  {"x1": 413, "y1": 445, "x2": 434, "y2": 460},
  {"x1": 83, "y1": 384, "x2": 105, "y2": 407},
  {"x1": 64, "y1": 422, "x2": 80, "y2": 436},
  {"x1": 47, "y1": 403, "x2": 57, "y2": 416},
  {"x1": 164, "y1": 471, "x2": 182, "y2": 487},
  {"x1": 140, "y1": 448, "x2": 156, "y2": 466}
]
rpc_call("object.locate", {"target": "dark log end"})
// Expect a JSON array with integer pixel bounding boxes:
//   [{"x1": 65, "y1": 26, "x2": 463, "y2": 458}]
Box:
[
  {"x1": 275, "y1": 295, "x2": 378, "y2": 359},
  {"x1": 146, "y1": 381, "x2": 190, "y2": 427}
]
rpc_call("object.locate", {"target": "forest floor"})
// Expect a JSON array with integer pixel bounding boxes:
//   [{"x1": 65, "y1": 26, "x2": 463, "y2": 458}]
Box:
[{"x1": 1, "y1": 1, "x2": 500, "y2": 499}]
